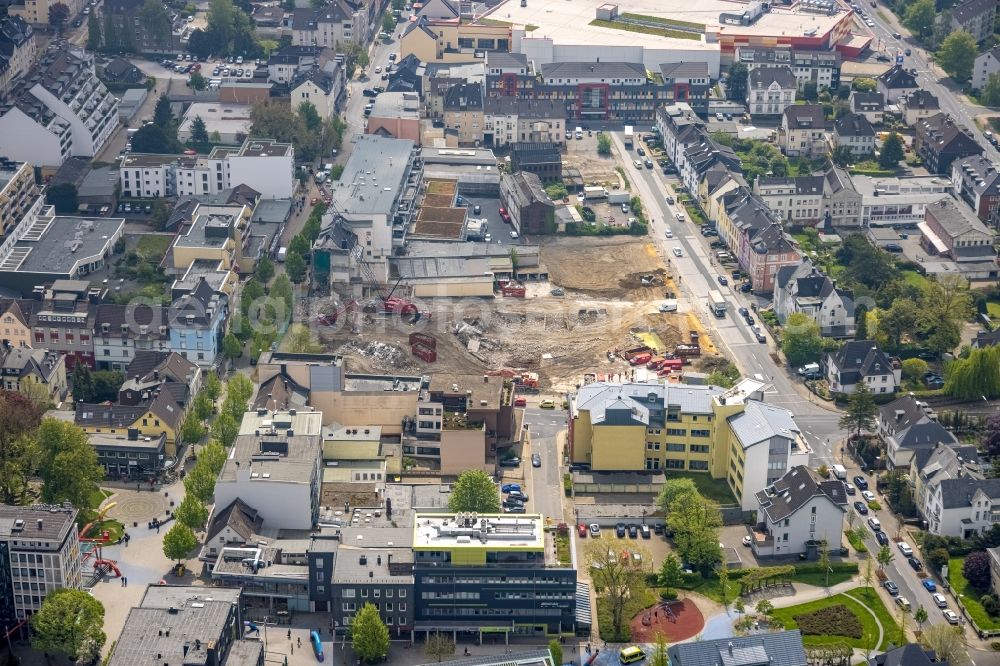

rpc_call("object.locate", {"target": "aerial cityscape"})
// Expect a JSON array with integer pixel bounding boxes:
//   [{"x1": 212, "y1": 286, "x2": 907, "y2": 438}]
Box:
[{"x1": 0, "y1": 0, "x2": 1000, "y2": 663}]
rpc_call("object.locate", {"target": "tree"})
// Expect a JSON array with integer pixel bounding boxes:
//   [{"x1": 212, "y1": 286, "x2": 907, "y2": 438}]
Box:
[
  {"x1": 597, "y1": 133, "x2": 611, "y2": 155},
  {"x1": 927, "y1": 547, "x2": 950, "y2": 572},
  {"x1": 256, "y1": 256, "x2": 275, "y2": 284},
  {"x1": 818, "y1": 540, "x2": 831, "y2": 588},
  {"x1": 0, "y1": 391, "x2": 42, "y2": 504},
  {"x1": 194, "y1": 392, "x2": 214, "y2": 421},
  {"x1": 31, "y1": 589, "x2": 105, "y2": 661},
  {"x1": 548, "y1": 640, "x2": 562, "y2": 666},
  {"x1": 154, "y1": 95, "x2": 174, "y2": 128},
  {"x1": 149, "y1": 198, "x2": 172, "y2": 231},
  {"x1": 734, "y1": 597, "x2": 745, "y2": 617},
  {"x1": 839, "y1": 380, "x2": 877, "y2": 439},
  {"x1": 352, "y1": 603, "x2": 390, "y2": 663},
  {"x1": 981, "y1": 71, "x2": 1000, "y2": 103},
  {"x1": 223, "y1": 332, "x2": 243, "y2": 359},
  {"x1": 175, "y1": 493, "x2": 208, "y2": 529},
  {"x1": 937, "y1": 30, "x2": 978, "y2": 82},
  {"x1": 92, "y1": 370, "x2": 124, "y2": 402},
  {"x1": 203, "y1": 372, "x2": 222, "y2": 402},
  {"x1": 448, "y1": 470, "x2": 500, "y2": 512},
  {"x1": 914, "y1": 605, "x2": 928, "y2": 629},
  {"x1": 225, "y1": 374, "x2": 254, "y2": 414},
  {"x1": 46, "y1": 182, "x2": 77, "y2": 214},
  {"x1": 183, "y1": 463, "x2": 215, "y2": 502},
  {"x1": 187, "y1": 116, "x2": 210, "y2": 150},
  {"x1": 211, "y1": 411, "x2": 239, "y2": 447},
  {"x1": 19, "y1": 376, "x2": 51, "y2": 411},
  {"x1": 879, "y1": 132, "x2": 905, "y2": 169},
  {"x1": 658, "y1": 553, "x2": 683, "y2": 588},
  {"x1": 945, "y1": 346, "x2": 1000, "y2": 400},
  {"x1": 718, "y1": 563, "x2": 730, "y2": 604},
  {"x1": 162, "y1": 523, "x2": 198, "y2": 564},
  {"x1": 649, "y1": 634, "x2": 669, "y2": 666},
  {"x1": 802, "y1": 81, "x2": 818, "y2": 102},
  {"x1": 983, "y1": 413, "x2": 1000, "y2": 456},
  {"x1": 72, "y1": 362, "x2": 95, "y2": 402},
  {"x1": 904, "y1": 0, "x2": 936, "y2": 38},
  {"x1": 48, "y1": 2, "x2": 70, "y2": 29},
  {"x1": 199, "y1": 441, "x2": 227, "y2": 476},
  {"x1": 587, "y1": 541, "x2": 648, "y2": 639},
  {"x1": 36, "y1": 419, "x2": 103, "y2": 509},
  {"x1": 863, "y1": 558, "x2": 874, "y2": 588},
  {"x1": 963, "y1": 550, "x2": 991, "y2": 588},
  {"x1": 879, "y1": 299, "x2": 920, "y2": 349},
  {"x1": 655, "y1": 477, "x2": 699, "y2": 514},
  {"x1": 87, "y1": 12, "x2": 102, "y2": 50},
  {"x1": 285, "y1": 250, "x2": 307, "y2": 283},
  {"x1": 855, "y1": 303, "x2": 869, "y2": 340},
  {"x1": 901, "y1": 357, "x2": 929, "y2": 382},
  {"x1": 666, "y1": 489, "x2": 723, "y2": 577},
  {"x1": 181, "y1": 411, "x2": 206, "y2": 444},
  {"x1": 920, "y1": 624, "x2": 971, "y2": 666},
  {"x1": 131, "y1": 124, "x2": 180, "y2": 154},
  {"x1": 288, "y1": 233, "x2": 311, "y2": 258},
  {"x1": 424, "y1": 633, "x2": 455, "y2": 662},
  {"x1": 852, "y1": 77, "x2": 877, "y2": 92},
  {"x1": 187, "y1": 28, "x2": 215, "y2": 60},
  {"x1": 727, "y1": 62, "x2": 748, "y2": 101},
  {"x1": 382, "y1": 11, "x2": 397, "y2": 33},
  {"x1": 139, "y1": 0, "x2": 172, "y2": 45},
  {"x1": 877, "y1": 544, "x2": 894, "y2": 572},
  {"x1": 755, "y1": 599, "x2": 774, "y2": 619},
  {"x1": 781, "y1": 312, "x2": 823, "y2": 367}
]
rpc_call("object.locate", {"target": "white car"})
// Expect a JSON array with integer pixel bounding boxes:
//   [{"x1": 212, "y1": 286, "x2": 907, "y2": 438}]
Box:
[
  {"x1": 633, "y1": 160, "x2": 643, "y2": 169},
  {"x1": 932, "y1": 593, "x2": 947, "y2": 608},
  {"x1": 665, "y1": 229, "x2": 673, "y2": 238},
  {"x1": 509, "y1": 231, "x2": 519, "y2": 239},
  {"x1": 862, "y1": 490, "x2": 876, "y2": 502},
  {"x1": 897, "y1": 541, "x2": 913, "y2": 556},
  {"x1": 742, "y1": 535, "x2": 752, "y2": 547},
  {"x1": 895, "y1": 596, "x2": 910, "y2": 611},
  {"x1": 868, "y1": 517, "x2": 881, "y2": 531},
  {"x1": 943, "y1": 609, "x2": 960, "y2": 624},
  {"x1": 375, "y1": 65, "x2": 382, "y2": 73},
  {"x1": 672, "y1": 247, "x2": 683, "y2": 257}
]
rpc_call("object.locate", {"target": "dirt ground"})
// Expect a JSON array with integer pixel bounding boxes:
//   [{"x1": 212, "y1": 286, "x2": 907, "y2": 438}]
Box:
[
  {"x1": 305, "y1": 236, "x2": 715, "y2": 391},
  {"x1": 629, "y1": 599, "x2": 705, "y2": 643},
  {"x1": 564, "y1": 133, "x2": 623, "y2": 188}
]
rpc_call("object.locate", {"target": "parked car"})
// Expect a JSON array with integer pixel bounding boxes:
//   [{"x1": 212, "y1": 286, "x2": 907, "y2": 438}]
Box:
[
  {"x1": 742, "y1": 535, "x2": 752, "y2": 546},
  {"x1": 499, "y1": 457, "x2": 521, "y2": 467},
  {"x1": 943, "y1": 609, "x2": 960, "y2": 624},
  {"x1": 640, "y1": 525, "x2": 651, "y2": 538},
  {"x1": 718, "y1": 276, "x2": 728, "y2": 286},
  {"x1": 883, "y1": 580, "x2": 899, "y2": 595},
  {"x1": 895, "y1": 596, "x2": 911, "y2": 611},
  {"x1": 738, "y1": 307, "x2": 749, "y2": 317},
  {"x1": 897, "y1": 541, "x2": 913, "y2": 556},
  {"x1": 637, "y1": 147, "x2": 646, "y2": 156},
  {"x1": 501, "y1": 483, "x2": 520, "y2": 493},
  {"x1": 589, "y1": 524, "x2": 601, "y2": 536},
  {"x1": 868, "y1": 517, "x2": 881, "y2": 531},
  {"x1": 862, "y1": 490, "x2": 876, "y2": 502},
  {"x1": 514, "y1": 397, "x2": 527, "y2": 407},
  {"x1": 503, "y1": 497, "x2": 524, "y2": 508},
  {"x1": 507, "y1": 490, "x2": 528, "y2": 501},
  {"x1": 616, "y1": 523, "x2": 626, "y2": 538},
  {"x1": 627, "y1": 524, "x2": 639, "y2": 538},
  {"x1": 845, "y1": 483, "x2": 856, "y2": 495},
  {"x1": 922, "y1": 579, "x2": 936, "y2": 592},
  {"x1": 578, "y1": 523, "x2": 588, "y2": 538},
  {"x1": 908, "y1": 556, "x2": 922, "y2": 571},
  {"x1": 853, "y1": 501, "x2": 869, "y2": 515},
  {"x1": 653, "y1": 524, "x2": 664, "y2": 535},
  {"x1": 932, "y1": 593, "x2": 947, "y2": 608},
  {"x1": 504, "y1": 505, "x2": 526, "y2": 513},
  {"x1": 854, "y1": 475, "x2": 869, "y2": 491},
  {"x1": 875, "y1": 530, "x2": 889, "y2": 546}
]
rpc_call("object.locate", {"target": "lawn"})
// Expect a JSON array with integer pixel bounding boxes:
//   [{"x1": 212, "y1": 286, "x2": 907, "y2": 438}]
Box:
[
  {"x1": 619, "y1": 12, "x2": 705, "y2": 30},
  {"x1": 948, "y1": 557, "x2": 1000, "y2": 631},
  {"x1": 771, "y1": 586, "x2": 900, "y2": 650},
  {"x1": 597, "y1": 588, "x2": 658, "y2": 641},
  {"x1": 661, "y1": 472, "x2": 735, "y2": 505},
  {"x1": 986, "y1": 301, "x2": 1000, "y2": 321},
  {"x1": 674, "y1": 569, "x2": 856, "y2": 604},
  {"x1": 589, "y1": 18, "x2": 703, "y2": 40},
  {"x1": 901, "y1": 270, "x2": 931, "y2": 291},
  {"x1": 134, "y1": 234, "x2": 172, "y2": 263}
]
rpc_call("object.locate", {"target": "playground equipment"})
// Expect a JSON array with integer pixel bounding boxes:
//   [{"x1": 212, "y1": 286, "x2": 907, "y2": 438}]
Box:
[{"x1": 79, "y1": 502, "x2": 117, "y2": 541}]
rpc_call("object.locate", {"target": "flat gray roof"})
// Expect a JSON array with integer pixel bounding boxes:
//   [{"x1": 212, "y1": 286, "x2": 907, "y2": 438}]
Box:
[
  {"x1": 396, "y1": 256, "x2": 492, "y2": 279},
  {"x1": 174, "y1": 212, "x2": 235, "y2": 248},
  {"x1": 0, "y1": 504, "x2": 77, "y2": 543},
  {"x1": 327, "y1": 135, "x2": 413, "y2": 216},
  {"x1": 3, "y1": 215, "x2": 123, "y2": 275}
]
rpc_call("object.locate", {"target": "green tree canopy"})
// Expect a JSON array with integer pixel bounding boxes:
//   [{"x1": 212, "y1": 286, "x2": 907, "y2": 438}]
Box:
[
  {"x1": 199, "y1": 440, "x2": 228, "y2": 476},
  {"x1": 187, "y1": 28, "x2": 215, "y2": 59},
  {"x1": 211, "y1": 411, "x2": 239, "y2": 447},
  {"x1": 48, "y1": 2, "x2": 69, "y2": 28},
  {"x1": 203, "y1": 372, "x2": 222, "y2": 402},
  {"x1": 448, "y1": 470, "x2": 500, "y2": 513},
  {"x1": 937, "y1": 30, "x2": 978, "y2": 82},
  {"x1": 781, "y1": 312, "x2": 823, "y2": 367},
  {"x1": 352, "y1": 602, "x2": 390, "y2": 663},
  {"x1": 162, "y1": 523, "x2": 198, "y2": 562},
  {"x1": 945, "y1": 345, "x2": 1000, "y2": 399},
  {"x1": 879, "y1": 132, "x2": 905, "y2": 169},
  {"x1": 223, "y1": 332, "x2": 243, "y2": 359},
  {"x1": 46, "y1": 182, "x2": 78, "y2": 214},
  {"x1": 139, "y1": 0, "x2": 172, "y2": 45},
  {"x1": 838, "y1": 380, "x2": 878, "y2": 438},
  {"x1": 0, "y1": 391, "x2": 42, "y2": 504},
  {"x1": 175, "y1": 493, "x2": 208, "y2": 529},
  {"x1": 256, "y1": 255, "x2": 275, "y2": 284},
  {"x1": 189, "y1": 115, "x2": 210, "y2": 145},
  {"x1": 904, "y1": 0, "x2": 936, "y2": 37},
  {"x1": 72, "y1": 362, "x2": 95, "y2": 402},
  {"x1": 727, "y1": 62, "x2": 748, "y2": 101},
  {"x1": 852, "y1": 77, "x2": 876, "y2": 92},
  {"x1": 181, "y1": 411, "x2": 206, "y2": 444},
  {"x1": 87, "y1": 12, "x2": 102, "y2": 50},
  {"x1": 597, "y1": 133, "x2": 611, "y2": 156},
  {"x1": 36, "y1": 418, "x2": 103, "y2": 508},
  {"x1": 285, "y1": 250, "x2": 307, "y2": 283},
  {"x1": 424, "y1": 633, "x2": 455, "y2": 662},
  {"x1": 665, "y1": 486, "x2": 723, "y2": 577},
  {"x1": 154, "y1": 94, "x2": 174, "y2": 128},
  {"x1": 981, "y1": 72, "x2": 1000, "y2": 103},
  {"x1": 131, "y1": 124, "x2": 180, "y2": 154},
  {"x1": 31, "y1": 589, "x2": 105, "y2": 661},
  {"x1": 183, "y1": 463, "x2": 215, "y2": 503}
]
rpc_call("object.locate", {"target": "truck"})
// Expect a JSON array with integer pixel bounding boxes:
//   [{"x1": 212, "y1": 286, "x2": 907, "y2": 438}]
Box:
[
  {"x1": 674, "y1": 345, "x2": 701, "y2": 358},
  {"x1": 624, "y1": 126, "x2": 634, "y2": 149},
  {"x1": 832, "y1": 464, "x2": 847, "y2": 480},
  {"x1": 276, "y1": 247, "x2": 287, "y2": 262},
  {"x1": 629, "y1": 352, "x2": 652, "y2": 366},
  {"x1": 708, "y1": 289, "x2": 726, "y2": 317},
  {"x1": 583, "y1": 186, "x2": 608, "y2": 200}
]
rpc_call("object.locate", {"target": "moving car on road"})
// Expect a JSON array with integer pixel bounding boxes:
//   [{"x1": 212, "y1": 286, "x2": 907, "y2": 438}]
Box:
[{"x1": 531, "y1": 453, "x2": 541, "y2": 467}]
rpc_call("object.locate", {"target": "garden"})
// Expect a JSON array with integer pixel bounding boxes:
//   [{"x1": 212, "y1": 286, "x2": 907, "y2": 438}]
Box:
[
  {"x1": 948, "y1": 555, "x2": 1000, "y2": 631},
  {"x1": 769, "y1": 586, "x2": 900, "y2": 650}
]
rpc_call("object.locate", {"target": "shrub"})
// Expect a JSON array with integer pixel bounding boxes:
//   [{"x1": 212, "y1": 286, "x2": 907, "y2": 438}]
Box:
[
  {"x1": 659, "y1": 589, "x2": 678, "y2": 601},
  {"x1": 991, "y1": 641, "x2": 1000, "y2": 651},
  {"x1": 964, "y1": 550, "x2": 992, "y2": 589},
  {"x1": 792, "y1": 605, "x2": 863, "y2": 639},
  {"x1": 867, "y1": 500, "x2": 881, "y2": 511},
  {"x1": 982, "y1": 594, "x2": 1000, "y2": 616}
]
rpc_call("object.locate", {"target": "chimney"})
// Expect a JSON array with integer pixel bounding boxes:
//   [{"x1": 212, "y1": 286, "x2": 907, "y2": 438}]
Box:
[
  {"x1": 36, "y1": 518, "x2": 42, "y2": 530},
  {"x1": 728, "y1": 641, "x2": 734, "y2": 654}
]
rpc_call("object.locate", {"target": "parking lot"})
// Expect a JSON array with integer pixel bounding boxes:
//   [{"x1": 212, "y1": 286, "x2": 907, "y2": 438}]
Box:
[{"x1": 459, "y1": 194, "x2": 521, "y2": 245}]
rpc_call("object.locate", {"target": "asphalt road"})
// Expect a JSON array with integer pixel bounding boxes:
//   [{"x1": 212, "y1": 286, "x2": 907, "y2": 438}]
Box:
[
  {"x1": 522, "y1": 403, "x2": 568, "y2": 523},
  {"x1": 609, "y1": 132, "x2": 845, "y2": 465},
  {"x1": 864, "y1": 2, "x2": 998, "y2": 160}
]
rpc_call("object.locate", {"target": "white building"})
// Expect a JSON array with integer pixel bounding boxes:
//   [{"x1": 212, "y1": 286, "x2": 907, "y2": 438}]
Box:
[
  {"x1": 852, "y1": 174, "x2": 951, "y2": 227},
  {"x1": 925, "y1": 477, "x2": 1000, "y2": 538},
  {"x1": 749, "y1": 465, "x2": 847, "y2": 558},
  {"x1": 290, "y1": 2, "x2": 365, "y2": 48},
  {"x1": 878, "y1": 395, "x2": 958, "y2": 470},
  {"x1": 747, "y1": 65, "x2": 796, "y2": 118},
  {"x1": 737, "y1": 47, "x2": 841, "y2": 92},
  {"x1": 177, "y1": 103, "x2": 251, "y2": 146},
  {"x1": 120, "y1": 138, "x2": 294, "y2": 200},
  {"x1": 973, "y1": 45, "x2": 1000, "y2": 91},
  {"x1": 213, "y1": 409, "x2": 324, "y2": 530},
  {"x1": 773, "y1": 263, "x2": 855, "y2": 337},
  {"x1": 824, "y1": 340, "x2": 900, "y2": 395},
  {"x1": 0, "y1": 46, "x2": 118, "y2": 167},
  {"x1": 291, "y1": 64, "x2": 346, "y2": 121}
]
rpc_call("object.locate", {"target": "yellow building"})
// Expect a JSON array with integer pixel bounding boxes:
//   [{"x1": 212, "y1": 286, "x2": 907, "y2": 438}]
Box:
[
  {"x1": 75, "y1": 390, "x2": 185, "y2": 456},
  {"x1": 170, "y1": 204, "x2": 250, "y2": 273},
  {"x1": 0, "y1": 300, "x2": 34, "y2": 349},
  {"x1": 400, "y1": 15, "x2": 511, "y2": 64},
  {"x1": 321, "y1": 424, "x2": 403, "y2": 481},
  {"x1": 569, "y1": 378, "x2": 810, "y2": 510}
]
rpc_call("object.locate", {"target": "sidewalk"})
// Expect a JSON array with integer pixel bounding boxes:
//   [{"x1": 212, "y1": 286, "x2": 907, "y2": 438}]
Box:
[{"x1": 768, "y1": 577, "x2": 860, "y2": 609}]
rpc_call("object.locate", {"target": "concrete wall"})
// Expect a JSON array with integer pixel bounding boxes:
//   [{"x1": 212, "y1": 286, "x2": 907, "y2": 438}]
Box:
[
  {"x1": 312, "y1": 390, "x2": 419, "y2": 433},
  {"x1": 440, "y1": 427, "x2": 489, "y2": 475}
]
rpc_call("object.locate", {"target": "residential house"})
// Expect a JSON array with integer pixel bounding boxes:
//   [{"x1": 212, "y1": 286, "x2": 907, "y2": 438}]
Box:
[
  {"x1": 484, "y1": 51, "x2": 533, "y2": 99},
  {"x1": 533, "y1": 61, "x2": 672, "y2": 124},
  {"x1": 824, "y1": 339, "x2": 900, "y2": 394},
  {"x1": 681, "y1": 135, "x2": 742, "y2": 200},
  {"x1": 168, "y1": 204, "x2": 248, "y2": 273},
  {"x1": 669, "y1": 631, "x2": 808, "y2": 666},
  {"x1": 483, "y1": 97, "x2": 565, "y2": 149},
  {"x1": 0, "y1": 347, "x2": 65, "y2": 400},
  {"x1": 974, "y1": 328, "x2": 1000, "y2": 348},
  {"x1": 0, "y1": 299, "x2": 34, "y2": 349},
  {"x1": 290, "y1": 3, "x2": 364, "y2": 49},
  {"x1": 655, "y1": 102, "x2": 703, "y2": 172},
  {"x1": 823, "y1": 163, "x2": 863, "y2": 227},
  {"x1": 850, "y1": 91, "x2": 885, "y2": 125},
  {"x1": 749, "y1": 465, "x2": 847, "y2": 558},
  {"x1": 950, "y1": 0, "x2": 997, "y2": 42},
  {"x1": 442, "y1": 82, "x2": 483, "y2": 147},
  {"x1": 28, "y1": 280, "x2": 100, "y2": 369},
  {"x1": 833, "y1": 112, "x2": 875, "y2": 157},
  {"x1": 0, "y1": 45, "x2": 119, "y2": 167},
  {"x1": 510, "y1": 143, "x2": 561, "y2": 182},
  {"x1": 422, "y1": 62, "x2": 483, "y2": 120},
  {"x1": 0, "y1": 159, "x2": 39, "y2": 238},
  {"x1": 780, "y1": 105, "x2": 831, "y2": 158},
  {"x1": 717, "y1": 192, "x2": 800, "y2": 293},
  {"x1": 754, "y1": 175, "x2": 825, "y2": 226},
  {"x1": 119, "y1": 351, "x2": 200, "y2": 409},
  {"x1": 399, "y1": 12, "x2": 510, "y2": 65},
  {"x1": 919, "y1": 198, "x2": 997, "y2": 264},
  {"x1": 0, "y1": 16, "x2": 35, "y2": 101},
  {"x1": 900, "y1": 90, "x2": 940, "y2": 126},
  {"x1": 198, "y1": 498, "x2": 263, "y2": 566},
  {"x1": 75, "y1": 388, "x2": 185, "y2": 454},
  {"x1": 878, "y1": 394, "x2": 958, "y2": 469},
  {"x1": 867, "y1": 644, "x2": 949, "y2": 666},
  {"x1": 773, "y1": 263, "x2": 855, "y2": 337},
  {"x1": 910, "y1": 441, "x2": 983, "y2": 534},
  {"x1": 747, "y1": 65, "x2": 796, "y2": 117},
  {"x1": 658, "y1": 62, "x2": 711, "y2": 117},
  {"x1": 386, "y1": 53, "x2": 423, "y2": 94},
  {"x1": 973, "y1": 45, "x2": 1000, "y2": 91},
  {"x1": 167, "y1": 276, "x2": 228, "y2": 368},
  {"x1": 290, "y1": 63, "x2": 346, "y2": 121},
  {"x1": 267, "y1": 45, "x2": 333, "y2": 85},
  {"x1": 100, "y1": 57, "x2": 145, "y2": 86},
  {"x1": 951, "y1": 155, "x2": 1000, "y2": 229},
  {"x1": 8, "y1": 0, "x2": 84, "y2": 27},
  {"x1": 499, "y1": 171, "x2": 555, "y2": 235},
  {"x1": 94, "y1": 304, "x2": 170, "y2": 372},
  {"x1": 366, "y1": 92, "x2": 421, "y2": 144},
  {"x1": 876, "y1": 65, "x2": 919, "y2": 102},
  {"x1": 738, "y1": 46, "x2": 841, "y2": 91},
  {"x1": 101, "y1": 0, "x2": 180, "y2": 52},
  {"x1": 925, "y1": 476, "x2": 1000, "y2": 538},
  {"x1": 915, "y1": 112, "x2": 984, "y2": 175}
]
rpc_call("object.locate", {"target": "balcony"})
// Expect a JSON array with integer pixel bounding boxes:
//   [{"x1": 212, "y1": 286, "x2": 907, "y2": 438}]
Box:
[{"x1": 442, "y1": 411, "x2": 484, "y2": 431}]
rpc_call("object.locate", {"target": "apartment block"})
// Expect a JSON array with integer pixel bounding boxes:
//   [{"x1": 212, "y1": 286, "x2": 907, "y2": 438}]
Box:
[
  {"x1": 0, "y1": 17, "x2": 35, "y2": 101},
  {"x1": 0, "y1": 159, "x2": 38, "y2": 238}
]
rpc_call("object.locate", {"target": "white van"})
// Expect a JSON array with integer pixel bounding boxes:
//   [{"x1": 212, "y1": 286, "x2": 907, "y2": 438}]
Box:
[
  {"x1": 832, "y1": 464, "x2": 847, "y2": 480},
  {"x1": 575, "y1": 126, "x2": 583, "y2": 139}
]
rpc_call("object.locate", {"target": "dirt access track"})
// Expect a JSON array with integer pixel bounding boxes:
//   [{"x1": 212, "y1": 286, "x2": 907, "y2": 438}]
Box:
[{"x1": 312, "y1": 236, "x2": 716, "y2": 390}]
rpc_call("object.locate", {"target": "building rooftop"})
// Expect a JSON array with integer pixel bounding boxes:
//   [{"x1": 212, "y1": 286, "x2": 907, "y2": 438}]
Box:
[
  {"x1": 174, "y1": 211, "x2": 237, "y2": 249},
  {"x1": 332, "y1": 547, "x2": 414, "y2": 584},
  {"x1": 177, "y1": 103, "x2": 251, "y2": 139},
  {"x1": 219, "y1": 409, "x2": 324, "y2": 484},
  {"x1": 342, "y1": 372, "x2": 424, "y2": 393},
  {"x1": 371, "y1": 91, "x2": 421, "y2": 119},
  {"x1": 412, "y1": 513, "x2": 544, "y2": 551},
  {"x1": 235, "y1": 138, "x2": 292, "y2": 158},
  {"x1": 727, "y1": 400, "x2": 801, "y2": 448},
  {"x1": 428, "y1": 373, "x2": 504, "y2": 411},
  {"x1": 852, "y1": 174, "x2": 951, "y2": 200},
  {"x1": 0, "y1": 504, "x2": 77, "y2": 544},
  {"x1": 668, "y1": 630, "x2": 807, "y2": 666},
  {"x1": 328, "y1": 135, "x2": 414, "y2": 216},
  {"x1": 0, "y1": 214, "x2": 124, "y2": 276},
  {"x1": 574, "y1": 380, "x2": 721, "y2": 425},
  {"x1": 756, "y1": 465, "x2": 846, "y2": 523}
]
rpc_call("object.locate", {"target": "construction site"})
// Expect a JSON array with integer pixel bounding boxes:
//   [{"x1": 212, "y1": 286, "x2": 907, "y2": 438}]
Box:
[{"x1": 305, "y1": 236, "x2": 721, "y2": 391}]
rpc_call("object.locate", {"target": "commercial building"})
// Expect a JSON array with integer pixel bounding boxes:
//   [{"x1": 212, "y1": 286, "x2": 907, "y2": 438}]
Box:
[
  {"x1": 0, "y1": 504, "x2": 82, "y2": 637},
  {"x1": 88, "y1": 431, "x2": 169, "y2": 481},
  {"x1": 26, "y1": 280, "x2": 101, "y2": 369},
  {"x1": 400, "y1": 11, "x2": 511, "y2": 65},
  {"x1": 852, "y1": 174, "x2": 951, "y2": 227},
  {"x1": 748, "y1": 465, "x2": 847, "y2": 558},
  {"x1": 823, "y1": 339, "x2": 900, "y2": 395},
  {"x1": 919, "y1": 198, "x2": 997, "y2": 264},
  {"x1": 0, "y1": 46, "x2": 118, "y2": 167},
  {"x1": 659, "y1": 62, "x2": 712, "y2": 118},
  {"x1": 535, "y1": 61, "x2": 670, "y2": 124},
  {"x1": 569, "y1": 379, "x2": 810, "y2": 510},
  {"x1": 915, "y1": 113, "x2": 984, "y2": 176},
  {"x1": 0, "y1": 17, "x2": 35, "y2": 102},
  {"x1": 176, "y1": 103, "x2": 251, "y2": 146},
  {"x1": 366, "y1": 92, "x2": 422, "y2": 144},
  {"x1": 75, "y1": 385, "x2": 185, "y2": 453},
  {"x1": 738, "y1": 47, "x2": 841, "y2": 92},
  {"x1": 510, "y1": 143, "x2": 561, "y2": 182},
  {"x1": 213, "y1": 409, "x2": 324, "y2": 530},
  {"x1": 951, "y1": 155, "x2": 1000, "y2": 229},
  {"x1": 773, "y1": 263, "x2": 855, "y2": 337},
  {"x1": 411, "y1": 513, "x2": 579, "y2": 636}
]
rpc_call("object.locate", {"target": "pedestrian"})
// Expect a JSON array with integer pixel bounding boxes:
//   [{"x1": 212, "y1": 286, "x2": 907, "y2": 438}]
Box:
[
  {"x1": 124, "y1": 577, "x2": 128, "y2": 587},
  {"x1": 156, "y1": 524, "x2": 160, "y2": 533},
  {"x1": 137, "y1": 482, "x2": 140, "y2": 492}
]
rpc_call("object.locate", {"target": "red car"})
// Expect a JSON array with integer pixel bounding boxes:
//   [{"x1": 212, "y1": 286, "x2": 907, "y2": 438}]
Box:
[
  {"x1": 499, "y1": 207, "x2": 510, "y2": 222},
  {"x1": 514, "y1": 397, "x2": 527, "y2": 407},
  {"x1": 183, "y1": 148, "x2": 197, "y2": 155},
  {"x1": 578, "y1": 523, "x2": 587, "y2": 538},
  {"x1": 310, "y1": 197, "x2": 318, "y2": 205}
]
